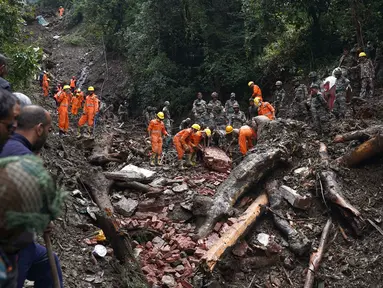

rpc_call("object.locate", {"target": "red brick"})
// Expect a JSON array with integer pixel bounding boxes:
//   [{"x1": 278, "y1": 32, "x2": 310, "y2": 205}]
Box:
[
  {"x1": 152, "y1": 215, "x2": 158, "y2": 222},
  {"x1": 161, "y1": 245, "x2": 171, "y2": 252},
  {"x1": 142, "y1": 265, "x2": 156, "y2": 277},
  {"x1": 155, "y1": 221, "x2": 165, "y2": 231},
  {"x1": 194, "y1": 248, "x2": 206, "y2": 258},
  {"x1": 213, "y1": 222, "x2": 223, "y2": 232},
  {"x1": 145, "y1": 241, "x2": 153, "y2": 249}
]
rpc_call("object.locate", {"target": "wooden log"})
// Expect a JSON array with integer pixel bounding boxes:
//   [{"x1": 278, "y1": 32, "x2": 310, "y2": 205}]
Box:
[
  {"x1": 279, "y1": 185, "x2": 312, "y2": 210},
  {"x1": 333, "y1": 125, "x2": 383, "y2": 143},
  {"x1": 304, "y1": 219, "x2": 332, "y2": 288},
  {"x1": 336, "y1": 134, "x2": 383, "y2": 167},
  {"x1": 266, "y1": 181, "x2": 311, "y2": 256},
  {"x1": 319, "y1": 143, "x2": 364, "y2": 235},
  {"x1": 114, "y1": 181, "x2": 163, "y2": 197},
  {"x1": 78, "y1": 168, "x2": 114, "y2": 213},
  {"x1": 95, "y1": 211, "x2": 148, "y2": 288},
  {"x1": 200, "y1": 193, "x2": 268, "y2": 272},
  {"x1": 197, "y1": 147, "x2": 288, "y2": 238}
]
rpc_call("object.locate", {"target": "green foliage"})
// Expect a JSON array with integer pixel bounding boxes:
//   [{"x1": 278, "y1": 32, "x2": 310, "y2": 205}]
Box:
[
  {"x1": 61, "y1": 33, "x2": 87, "y2": 46},
  {"x1": 0, "y1": 0, "x2": 41, "y2": 89}
]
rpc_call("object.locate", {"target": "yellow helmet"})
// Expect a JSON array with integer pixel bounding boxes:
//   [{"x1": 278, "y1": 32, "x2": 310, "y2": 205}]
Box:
[
  {"x1": 88, "y1": 86, "x2": 95, "y2": 91},
  {"x1": 248, "y1": 81, "x2": 254, "y2": 87},
  {"x1": 204, "y1": 128, "x2": 212, "y2": 137},
  {"x1": 226, "y1": 125, "x2": 234, "y2": 134},
  {"x1": 157, "y1": 112, "x2": 165, "y2": 119},
  {"x1": 191, "y1": 124, "x2": 201, "y2": 131},
  {"x1": 359, "y1": 52, "x2": 367, "y2": 57},
  {"x1": 254, "y1": 97, "x2": 261, "y2": 106},
  {"x1": 63, "y1": 85, "x2": 70, "y2": 90}
]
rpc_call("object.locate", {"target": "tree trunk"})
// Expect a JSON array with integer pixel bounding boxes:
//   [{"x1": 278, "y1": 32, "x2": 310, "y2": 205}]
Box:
[
  {"x1": 334, "y1": 125, "x2": 383, "y2": 143},
  {"x1": 196, "y1": 147, "x2": 288, "y2": 239}
]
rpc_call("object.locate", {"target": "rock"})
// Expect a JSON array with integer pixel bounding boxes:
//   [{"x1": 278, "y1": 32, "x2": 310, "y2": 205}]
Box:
[
  {"x1": 163, "y1": 189, "x2": 175, "y2": 196},
  {"x1": 232, "y1": 240, "x2": 249, "y2": 257},
  {"x1": 180, "y1": 201, "x2": 193, "y2": 211},
  {"x1": 114, "y1": 197, "x2": 138, "y2": 217},
  {"x1": 192, "y1": 195, "x2": 213, "y2": 216},
  {"x1": 169, "y1": 205, "x2": 193, "y2": 222},
  {"x1": 152, "y1": 236, "x2": 166, "y2": 249},
  {"x1": 172, "y1": 183, "x2": 188, "y2": 193},
  {"x1": 203, "y1": 146, "x2": 232, "y2": 173},
  {"x1": 105, "y1": 164, "x2": 156, "y2": 183},
  {"x1": 161, "y1": 275, "x2": 176, "y2": 287},
  {"x1": 150, "y1": 177, "x2": 168, "y2": 187},
  {"x1": 193, "y1": 179, "x2": 206, "y2": 185}
]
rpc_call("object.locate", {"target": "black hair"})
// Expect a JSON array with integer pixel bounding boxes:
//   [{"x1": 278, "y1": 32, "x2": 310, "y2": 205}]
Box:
[
  {"x1": 0, "y1": 88, "x2": 16, "y2": 120},
  {"x1": 17, "y1": 105, "x2": 49, "y2": 130}
]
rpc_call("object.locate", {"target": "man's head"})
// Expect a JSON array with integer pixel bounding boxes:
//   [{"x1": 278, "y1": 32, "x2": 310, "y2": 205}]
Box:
[
  {"x1": 249, "y1": 97, "x2": 254, "y2": 106},
  {"x1": 88, "y1": 86, "x2": 95, "y2": 95},
  {"x1": 197, "y1": 92, "x2": 203, "y2": 99},
  {"x1": 16, "y1": 105, "x2": 52, "y2": 152},
  {"x1": 164, "y1": 101, "x2": 170, "y2": 107},
  {"x1": 248, "y1": 81, "x2": 255, "y2": 88},
  {"x1": 275, "y1": 81, "x2": 282, "y2": 89},
  {"x1": 0, "y1": 54, "x2": 9, "y2": 77},
  {"x1": 12, "y1": 92, "x2": 32, "y2": 107},
  {"x1": 343, "y1": 47, "x2": 349, "y2": 55},
  {"x1": 233, "y1": 103, "x2": 240, "y2": 113},
  {"x1": 230, "y1": 93, "x2": 235, "y2": 100},
  {"x1": 63, "y1": 85, "x2": 71, "y2": 93},
  {"x1": 333, "y1": 67, "x2": 342, "y2": 79},
  {"x1": 211, "y1": 92, "x2": 218, "y2": 100},
  {"x1": 157, "y1": 112, "x2": 165, "y2": 121},
  {"x1": 310, "y1": 83, "x2": 319, "y2": 94},
  {"x1": 191, "y1": 123, "x2": 201, "y2": 133},
  {"x1": 254, "y1": 97, "x2": 261, "y2": 107},
  {"x1": 359, "y1": 52, "x2": 367, "y2": 61},
  {"x1": 0, "y1": 89, "x2": 16, "y2": 149}
]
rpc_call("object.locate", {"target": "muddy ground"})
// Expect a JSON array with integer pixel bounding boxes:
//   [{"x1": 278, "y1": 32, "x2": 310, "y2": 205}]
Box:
[{"x1": 18, "y1": 14, "x2": 383, "y2": 288}]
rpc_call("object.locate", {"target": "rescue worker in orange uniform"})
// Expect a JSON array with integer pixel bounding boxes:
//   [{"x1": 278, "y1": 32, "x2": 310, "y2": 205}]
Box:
[
  {"x1": 147, "y1": 112, "x2": 168, "y2": 166},
  {"x1": 57, "y1": 85, "x2": 72, "y2": 136},
  {"x1": 58, "y1": 6, "x2": 64, "y2": 17},
  {"x1": 226, "y1": 125, "x2": 257, "y2": 156},
  {"x1": 71, "y1": 89, "x2": 82, "y2": 115},
  {"x1": 190, "y1": 128, "x2": 211, "y2": 166},
  {"x1": 76, "y1": 88, "x2": 84, "y2": 106},
  {"x1": 248, "y1": 81, "x2": 263, "y2": 101},
  {"x1": 254, "y1": 97, "x2": 275, "y2": 120},
  {"x1": 70, "y1": 76, "x2": 76, "y2": 93},
  {"x1": 78, "y1": 86, "x2": 99, "y2": 136},
  {"x1": 42, "y1": 71, "x2": 49, "y2": 97},
  {"x1": 173, "y1": 124, "x2": 200, "y2": 169}
]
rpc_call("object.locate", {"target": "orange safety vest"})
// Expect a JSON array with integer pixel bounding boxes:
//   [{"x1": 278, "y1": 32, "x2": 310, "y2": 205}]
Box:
[
  {"x1": 191, "y1": 131, "x2": 203, "y2": 146},
  {"x1": 84, "y1": 94, "x2": 99, "y2": 114},
  {"x1": 252, "y1": 85, "x2": 263, "y2": 101},
  {"x1": 258, "y1": 102, "x2": 275, "y2": 120},
  {"x1": 175, "y1": 128, "x2": 193, "y2": 146},
  {"x1": 70, "y1": 79, "x2": 76, "y2": 88},
  {"x1": 57, "y1": 91, "x2": 71, "y2": 108},
  {"x1": 148, "y1": 119, "x2": 167, "y2": 136}
]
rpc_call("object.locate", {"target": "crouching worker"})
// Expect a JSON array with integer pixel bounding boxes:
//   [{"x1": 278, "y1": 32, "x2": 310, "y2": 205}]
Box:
[
  {"x1": 148, "y1": 112, "x2": 168, "y2": 166},
  {"x1": 173, "y1": 124, "x2": 200, "y2": 169},
  {"x1": 226, "y1": 125, "x2": 257, "y2": 156},
  {"x1": 190, "y1": 128, "x2": 211, "y2": 165},
  {"x1": 0, "y1": 156, "x2": 65, "y2": 288}
]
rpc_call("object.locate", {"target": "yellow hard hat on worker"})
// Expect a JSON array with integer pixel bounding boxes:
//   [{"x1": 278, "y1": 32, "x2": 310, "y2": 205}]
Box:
[
  {"x1": 248, "y1": 81, "x2": 254, "y2": 87},
  {"x1": 204, "y1": 128, "x2": 212, "y2": 137},
  {"x1": 253, "y1": 97, "x2": 261, "y2": 106},
  {"x1": 191, "y1": 124, "x2": 201, "y2": 131},
  {"x1": 63, "y1": 85, "x2": 70, "y2": 90},
  {"x1": 157, "y1": 112, "x2": 165, "y2": 119},
  {"x1": 226, "y1": 125, "x2": 234, "y2": 134},
  {"x1": 359, "y1": 52, "x2": 367, "y2": 57},
  {"x1": 88, "y1": 86, "x2": 95, "y2": 91}
]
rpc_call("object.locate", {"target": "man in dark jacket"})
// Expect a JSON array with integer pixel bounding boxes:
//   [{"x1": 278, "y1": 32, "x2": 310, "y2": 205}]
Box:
[
  {"x1": 0, "y1": 89, "x2": 16, "y2": 150},
  {"x1": 0, "y1": 54, "x2": 11, "y2": 92}
]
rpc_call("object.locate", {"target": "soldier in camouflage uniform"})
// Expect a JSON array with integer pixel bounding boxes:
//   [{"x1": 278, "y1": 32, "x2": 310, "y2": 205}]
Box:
[
  {"x1": 229, "y1": 103, "x2": 246, "y2": 129},
  {"x1": 310, "y1": 83, "x2": 329, "y2": 135},
  {"x1": 200, "y1": 103, "x2": 215, "y2": 129},
  {"x1": 143, "y1": 106, "x2": 157, "y2": 126},
  {"x1": 179, "y1": 117, "x2": 192, "y2": 130},
  {"x1": 225, "y1": 93, "x2": 239, "y2": 119},
  {"x1": 291, "y1": 78, "x2": 309, "y2": 121},
  {"x1": 162, "y1": 101, "x2": 172, "y2": 132},
  {"x1": 273, "y1": 81, "x2": 286, "y2": 116},
  {"x1": 192, "y1": 92, "x2": 207, "y2": 119},
  {"x1": 339, "y1": 47, "x2": 356, "y2": 78},
  {"x1": 332, "y1": 68, "x2": 351, "y2": 119},
  {"x1": 211, "y1": 105, "x2": 227, "y2": 147},
  {"x1": 352, "y1": 52, "x2": 375, "y2": 98},
  {"x1": 308, "y1": 71, "x2": 322, "y2": 95},
  {"x1": 209, "y1": 92, "x2": 223, "y2": 117}
]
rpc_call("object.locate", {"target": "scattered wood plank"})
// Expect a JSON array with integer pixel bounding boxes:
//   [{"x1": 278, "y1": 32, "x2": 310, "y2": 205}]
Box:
[
  {"x1": 336, "y1": 134, "x2": 383, "y2": 167},
  {"x1": 197, "y1": 147, "x2": 288, "y2": 238},
  {"x1": 279, "y1": 185, "x2": 312, "y2": 210},
  {"x1": 114, "y1": 181, "x2": 163, "y2": 197},
  {"x1": 304, "y1": 219, "x2": 332, "y2": 288},
  {"x1": 200, "y1": 193, "x2": 268, "y2": 272},
  {"x1": 266, "y1": 181, "x2": 311, "y2": 256},
  {"x1": 334, "y1": 125, "x2": 383, "y2": 143}
]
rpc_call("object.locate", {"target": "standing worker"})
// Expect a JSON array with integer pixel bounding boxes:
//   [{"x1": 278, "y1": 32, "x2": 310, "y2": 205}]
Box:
[
  {"x1": 254, "y1": 97, "x2": 275, "y2": 120},
  {"x1": 71, "y1": 90, "x2": 82, "y2": 116},
  {"x1": 70, "y1": 76, "x2": 76, "y2": 93},
  {"x1": 148, "y1": 112, "x2": 168, "y2": 166},
  {"x1": 57, "y1": 85, "x2": 71, "y2": 136},
  {"x1": 229, "y1": 103, "x2": 246, "y2": 129},
  {"x1": 273, "y1": 81, "x2": 286, "y2": 116},
  {"x1": 42, "y1": 71, "x2": 49, "y2": 97},
  {"x1": 248, "y1": 97, "x2": 258, "y2": 120},
  {"x1": 226, "y1": 125, "x2": 257, "y2": 156},
  {"x1": 310, "y1": 83, "x2": 329, "y2": 135},
  {"x1": 78, "y1": 86, "x2": 99, "y2": 136},
  {"x1": 291, "y1": 78, "x2": 309, "y2": 120},
  {"x1": 208, "y1": 92, "x2": 223, "y2": 115},
  {"x1": 248, "y1": 81, "x2": 263, "y2": 100},
  {"x1": 225, "y1": 93, "x2": 239, "y2": 118},
  {"x1": 173, "y1": 124, "x2": 200, "y2": 169},
  {"x1": 332, "y1": 67, "x2": 351, "y2": 119},
  {"x1": 352, "y1": 52, "x2": 375, "y2": 98}
]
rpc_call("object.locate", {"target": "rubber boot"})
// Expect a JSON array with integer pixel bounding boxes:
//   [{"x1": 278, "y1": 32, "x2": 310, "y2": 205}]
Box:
[
  {"x1": 157, "y1": 155, "x2": 163, "y2": 166},
  {"x1": 178, "y1": 159, "x2": 185, "y2": 170},
  {"x1": 59, "y1": 130, "x2": 64, "y2": 137},
  {"x1": 88, "y1": 126, "x2": 93, "y2": 137},
  {"x1": 190, "y1": 153, "x2": 197, "y2": 166},
  {"x1": 150, "y1": 154, "x2": 156, "y2": 166},
  {"x1": 185, "y1": 154, "x2": 192, "y2": 167}
]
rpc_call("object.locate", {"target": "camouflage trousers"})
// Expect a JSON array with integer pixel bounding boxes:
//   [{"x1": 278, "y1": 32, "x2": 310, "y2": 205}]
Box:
[
  {"x1": 311, "y1": 109, "x2": 329, "y2": 135},
  {"x1": 291, "y1": 101, "x2": 308, "y2": 121},
  {"x1": 332, "y1": 92, "x2": 346, "y2": 119},
  {"x1": 360, "y1": 77, "x2": 374, "y2": 98}
]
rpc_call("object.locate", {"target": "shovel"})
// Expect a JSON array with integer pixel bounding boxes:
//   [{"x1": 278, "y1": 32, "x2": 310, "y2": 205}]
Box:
[{"x1": 43, "y1": 232, "x2": 61, "y2": 288}]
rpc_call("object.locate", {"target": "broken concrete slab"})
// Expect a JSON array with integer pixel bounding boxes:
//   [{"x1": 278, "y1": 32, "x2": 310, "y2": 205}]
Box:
[
  {"x1": 104, "y1": 164, "x2": 156, "y2": 183},
  {"x1": 152, "y1": 236, "x2": 166, "y2": 249},
  {"x1": 161, "y1": 275, "x2": 176, "y2": 287},
  {"x1": 114, "y1": 197, "x2": 138, "y2": 217},
  {"x1": 172, "y1": 183, "x2": 188, "y2": 193}
]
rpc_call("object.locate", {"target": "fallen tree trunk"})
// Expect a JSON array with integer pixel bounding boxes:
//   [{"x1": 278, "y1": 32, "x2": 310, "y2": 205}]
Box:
[
  {"x1": 200, "y1": 193, "x2": 268, "y2": 272},
  {"x1": 266, "y1": 181, "x2": 311, "y2": 256},
  {"x1": 304, "y1": 218, "x2": 332, "y2": 288},
  {"x1": 336, "y1": 134, "x2": 383, "y2": 167},
  {"x1": 78, "y1": 167, "x2": 114, "y2": 213},
  {"x1": 96, "y1": 211, "x2": 148, "y2": 288},
  {"x1": 197, "y1": 147, "x2": 288, "y2": 238},
  {"x1": 114, "y1": 181, "x2": 163, "y2": 197},
  {"x1": 88, "y1": 133, "x2": 125, "y2": 165},
  {"x1": 319, "y1": 143, "x2": 364, "y2": 235},
  {"x1": 334, "y1": 125, "x2": 383, "y2": 143}
]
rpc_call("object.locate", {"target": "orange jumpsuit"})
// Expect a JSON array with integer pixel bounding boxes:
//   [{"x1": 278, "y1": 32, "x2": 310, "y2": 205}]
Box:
[
  {"x1": 71, "y1": 95, "x2": 80, "y2": 115},
  {"x1": 173, "y1": 128, "x2": 193, "y2": 159},
  {"x1": 57, "y1": 91, "x2": 71, "y2": 132},
  {"x1": 42, "y1": 73, "x2": 49, "y2": 97},
  {"x1": 258, "y1": 102, "x2": 275, "y2": 120},
  {"x1": 252, "y1": 85, "x2": 263, "y2": 101},
  {"x1": 78, "y1": 94, "x2": 99, "y2": 127},
  {"x1": 238, "y1": 125, "x2": 257, "y2": 155},
  {"x1": 148, "y1": 119, "x2": 168, "y2": 156},
  {"x1": 70, "y1": 79, "x2": 76, "y2": 91}
]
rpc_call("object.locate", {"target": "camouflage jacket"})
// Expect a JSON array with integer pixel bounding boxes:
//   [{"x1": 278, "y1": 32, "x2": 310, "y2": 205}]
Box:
[
  {"x1": 192, "y1": 99, "x2": 207, "y2": 115},
  {"x1": 214, "y1": 113, "x2": 228, "y2": 130},
  {"x1": 229, "y1": 111, "x2": 246, "y2": 128},
  {"x1": 335, "y1": 76, "x2": 350, "y2": 93},
  {"x1": 200, "y1": 112, "x2": 215, "y2": 129},
  {"x1": 273, "y1": 89, "x2": 286, "y2": 105},
  {"x1": 209, "y1": 99, "x2": 223, "y2": 117},
  {"x1": 294, "y1": 84, "x2": 308, "y2": 103},
  {"x1": 339, "y1": 54, "x2": 356, "y2": 68},
  {"x1": 310, "y1": 92, "x2": 328, "y2": 113},
  {"x1": 224, "y1": 99, "x2": 239, "y2": 115},
  {"x1": 163, "y1": 106, "x2": 171, "y2": 119},
  {"x1": 357, "y1": 59, "x2": 375, "y2": 79}
]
